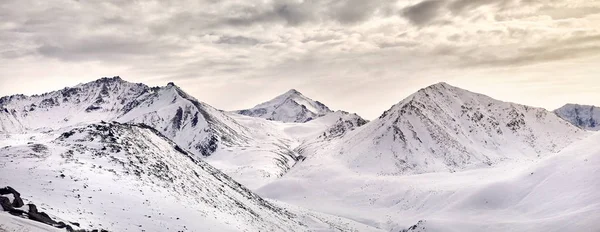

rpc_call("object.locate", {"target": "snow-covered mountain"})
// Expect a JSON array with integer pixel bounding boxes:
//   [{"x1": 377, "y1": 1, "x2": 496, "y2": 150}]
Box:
[
  {"x1": 0, "y1": 77, "x2": 306, "y2": 190},
  {"x1": 293, "y1": 82, "x2": 588, "y2": 175},
  {"x1": 235, "y1": 89, "x2": 333, "y2": 123},
  {"x1": 555, "y1": 103, "x2": 600, "y2": 131}
]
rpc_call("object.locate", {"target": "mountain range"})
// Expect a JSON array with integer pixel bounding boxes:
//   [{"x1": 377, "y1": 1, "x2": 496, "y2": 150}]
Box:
[{"x1": 1, "y1": 76, "x2": 599, "y2": 232}]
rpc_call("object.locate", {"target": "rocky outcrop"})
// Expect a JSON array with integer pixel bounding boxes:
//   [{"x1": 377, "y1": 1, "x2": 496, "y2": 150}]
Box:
[{"x1": 0, "y1": 186, "x2": 107, "y2": 232}]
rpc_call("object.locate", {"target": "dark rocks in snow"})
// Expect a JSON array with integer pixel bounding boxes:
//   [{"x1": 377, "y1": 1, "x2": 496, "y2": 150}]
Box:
[
  {"x1": 0, "y1": 186, "x2": 109, "y2": 232},
  {"x1": 171, "y1": 107, "x2": 184, "y2": 130},
  {"x1": 196, "y1": 135, "x2": 219, "y2": 156},
  {"x1": 85, "y1": 105, "x2": 102, "y2": 112},
  {"x1": 0, "y1": 186, "x2": 24, "y2": 208},
  {"x1": 401, "y1": 220, "x2": 427, "y2": 232},
  {"x1": 191, "y1": 112, "x2": 199, "y2": 127}
]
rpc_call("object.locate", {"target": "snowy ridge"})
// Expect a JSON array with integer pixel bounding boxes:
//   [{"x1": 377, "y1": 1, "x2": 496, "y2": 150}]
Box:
[
  {"x1": 0, "y1": 77, "x2": 248, "y2": 157},
  {"x1": 555, "y1": 103, "x2": 600, "y2": 131},
  {"x1": 0, "y1": 77, "x2": 149, "y2": 132},
  {"x1": 235, "y1": 89, "x2": 333, "y2": 123}
]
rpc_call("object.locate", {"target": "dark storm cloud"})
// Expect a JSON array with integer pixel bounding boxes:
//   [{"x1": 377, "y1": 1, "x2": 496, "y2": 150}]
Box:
[{"x1": 401, "y1": 0, "x2": 446, "y2": 25}]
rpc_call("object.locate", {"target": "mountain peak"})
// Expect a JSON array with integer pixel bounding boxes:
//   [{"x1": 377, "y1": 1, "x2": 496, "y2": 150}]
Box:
[
  {"x1": 94, "y1": 76, "x2": 124, "y2": 84},
  {"x1": 235, "y1": 89, "x2": 333, "y2": 123},
  {"x1": 555, "y1": 103, "x2": 600, "y2": 131},
  {"x1": 420, "y1": 82, "x2": 458, "y2": 92},
  {"x1": 285, "y1": 88, "x2": 301, "y2": 95}
]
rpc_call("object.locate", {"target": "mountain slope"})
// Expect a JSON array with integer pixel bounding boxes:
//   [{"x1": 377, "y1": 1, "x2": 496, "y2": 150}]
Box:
[
  {"x1": 554, "y1": 104, "x2": 600, "y2": 131},
  {"x1": 0, "y1": 122, "x2": 305, "y2": 231},
  {"x1": 235, "y1": 89, "x2": 333, "y2": 123},
  {"x1": 294, "y1": 82, "x2": 588, "y2": 176}
]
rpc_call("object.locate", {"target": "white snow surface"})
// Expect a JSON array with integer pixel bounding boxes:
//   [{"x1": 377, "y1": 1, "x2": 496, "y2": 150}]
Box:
[
  {"x1": 555, "y1": 103, "x2": 600, "y2": 131},
  {"x1": 235, "y1": 89, "x2": 333, "y2": 123}
]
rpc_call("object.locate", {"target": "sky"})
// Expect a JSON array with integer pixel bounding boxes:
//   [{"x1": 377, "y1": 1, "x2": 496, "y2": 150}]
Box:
[{"x1": 0, "y1": 0, "x2": 599, "y2": 119}]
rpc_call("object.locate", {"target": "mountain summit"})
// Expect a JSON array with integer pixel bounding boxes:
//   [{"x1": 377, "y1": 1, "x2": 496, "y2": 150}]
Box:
[{"x1": 235, "y1": 89, "x2": 333, "y2": 123}]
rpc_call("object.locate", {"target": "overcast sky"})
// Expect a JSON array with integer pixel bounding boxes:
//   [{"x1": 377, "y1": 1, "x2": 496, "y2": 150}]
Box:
[{"x1": 1, "y1": 0, "x2": 599, "y2": 119}]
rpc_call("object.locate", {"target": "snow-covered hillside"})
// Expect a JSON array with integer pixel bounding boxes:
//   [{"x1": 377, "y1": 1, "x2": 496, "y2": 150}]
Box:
[
  {"x1": 0, "y1": 122, "x2": 378, "y2": 231},
  {"x1": 555, "y1": 103, "x2": 600, "y2": 131},
  {"x1": 259, "y1": 130, "x2": 600, "y2": 232},
  {"x1": 235, "y1": 89, "x2": 333, "y2": 123},
  {"x1": 294, "y1": 82, "x2": 587, "y2": 176}
]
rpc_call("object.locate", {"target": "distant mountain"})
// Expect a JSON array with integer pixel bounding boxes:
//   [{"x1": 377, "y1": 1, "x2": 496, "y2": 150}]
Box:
[
  {"x1": 555, "y1": 104, "x2": 600, "y2": 131},
  {"x1": 235, "y1": 89, "x2": 333, "y2": 123},
  {"x1": 295, "y1": 82, "x2": 588, "y2": 175}
]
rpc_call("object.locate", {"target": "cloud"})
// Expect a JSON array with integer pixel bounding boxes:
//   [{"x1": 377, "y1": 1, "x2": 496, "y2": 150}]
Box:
[
  {"x1": 448, "y1": 0, "x2": 515, "y2": 14},
  {"x1": 539, "y1": 6, "x2": 600, "y2": 20},
  {"x1": 402, "y1": 0, "x2": 447, "y2": 25},
  {"x1": 1, "y1": 0, "x2": 600, "y2": 118},
  {"x1": 455, "y1": 33, "x2": 600, "y2": 67},
  {"x1": 215, "y1": 36, "x2": 262, "y2": 45},
  {"x1": 35, "y1": 35, "x2": 185, "y2": 62}
]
